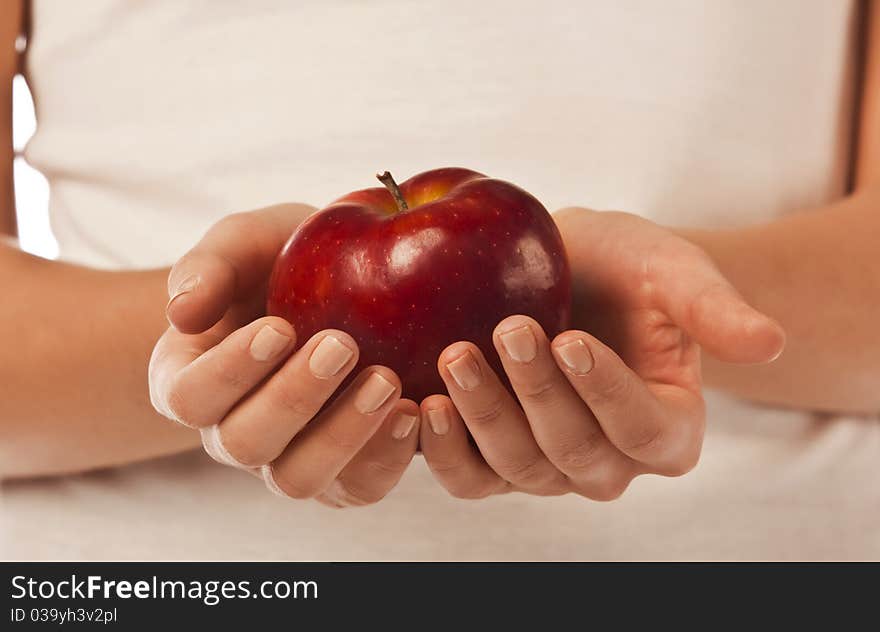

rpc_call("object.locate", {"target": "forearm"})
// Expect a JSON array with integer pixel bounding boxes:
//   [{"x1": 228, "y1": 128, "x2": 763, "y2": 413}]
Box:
[
  {"x1": 678, "y1": 185, "x2": 880, "y2": 414},
  {"x1": 0, "y1": 0, "x2": 19, "y2": 237},
  {"x1": 0, "y1": 244, "x2": 199, "y2": 478},
  {"x1": 0, "y1": 87, "x2": 13, "y2": 237}
]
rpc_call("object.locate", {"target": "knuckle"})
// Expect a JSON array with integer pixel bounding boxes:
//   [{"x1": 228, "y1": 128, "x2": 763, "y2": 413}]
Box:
[
  {"x1": 592, "y1": 372, "x2": 633, "y2": 405},
  {"x1": 271, "y1": 383, "x2": 323, "y2": 420},
  {"x1": 216, "y1": 211, "x2": 253, "y2": 234},
  {"x1": 210, "y1": 354, "x2": 252, "y2": 391},
  {"x1": 464, "y1": 397, "x2": 506, "y2": 426},
  {"x1": 629, "y1": 418, "x2": 704, "y2": 476},
  {"x1": 660, "y1": 442, "x2": 702, "y2": 477},
  {"x1": 618, "y1": 424, "x2": 665, "y2": 457},
  {"x1": 514, "y1": 376, "x2": 559, "y2": 407},
  {"x1": 317, "y1": 424, "x2": 363, "y2": 455},
  {"x1": 548, "y1": 431, "x2": 605, "y2": 473},
  {"x1": 363, "y1": 456, "x2": 409, "y2": 478},
  {"x1": 663, "y1": 418, "x2": 704, "y2": 475},
  {"x1": 578, "y1": 469, "x2": 637, "y2": 502},
  {"x1": 216, "y1": 212, "x2": 278, "y2": 254},
  {"x1": 426, "y1": 459, "x2": 500, "y2": 499},
  {"x1": 588, "y1": 477, "x2": 632, "y2": 502},
  {"x1": 499, "y1": 456, "x2": 557, "y2": 489},
  {"x1": 426, "y1": 457, "x2": 465, "y2": 477},
  {"x1": 690, "y1": 282, "x2": 728, "y2": 313}
]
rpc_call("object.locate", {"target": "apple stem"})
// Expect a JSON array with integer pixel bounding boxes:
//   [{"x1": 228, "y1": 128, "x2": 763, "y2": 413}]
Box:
[{"x1": 376, "y1": 171, "x2": 409, "y2": 212}]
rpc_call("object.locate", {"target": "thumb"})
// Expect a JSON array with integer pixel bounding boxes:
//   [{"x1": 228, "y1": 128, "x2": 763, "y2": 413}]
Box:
[
  {"x1": 166, "y1": 203, "x2": 314, "y2": 334},
  {"x1": 680, "y1": 284, "x2": 785, "y2": 363},
  {"x1": 656, "y1": 254, "x2": 785, "y2": 364}
]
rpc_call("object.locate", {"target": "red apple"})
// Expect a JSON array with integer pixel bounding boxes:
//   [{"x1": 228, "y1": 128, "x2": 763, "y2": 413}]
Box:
[{"x1": 267, "y1": 168, "x2": 571, "y2": 402}]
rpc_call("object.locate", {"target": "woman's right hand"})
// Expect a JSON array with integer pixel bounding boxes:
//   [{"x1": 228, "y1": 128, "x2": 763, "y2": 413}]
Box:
[{"x1": 148, "y1": 204, "x2": 421, "y2": 508}]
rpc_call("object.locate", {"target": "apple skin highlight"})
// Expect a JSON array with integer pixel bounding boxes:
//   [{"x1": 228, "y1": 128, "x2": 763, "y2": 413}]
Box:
[{"x1": 267, "y1": 168, "x2": 572, "y2": 402}]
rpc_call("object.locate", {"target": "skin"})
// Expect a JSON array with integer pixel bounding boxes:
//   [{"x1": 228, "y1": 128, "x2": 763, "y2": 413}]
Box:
[
  {"x1": 1, "y1": 2, "x2": 878, "y2": 507},
  {"x1": 419, "y1": 219, "x2": 783, "y2": 499},
  {"x1": 154, "y1": 205, "x2": 422, "y2": 506},
  {"x1": 0, "y1": 0, "x2": 19, "y2": 236},
  {"x1": 857, "y1": 0, "x2": 880, "y2": 187}
]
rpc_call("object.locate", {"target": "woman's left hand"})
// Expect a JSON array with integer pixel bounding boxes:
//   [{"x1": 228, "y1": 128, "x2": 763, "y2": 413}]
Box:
[{"x1": 419, "y1": 207, "x2": 786, "y2": 500}]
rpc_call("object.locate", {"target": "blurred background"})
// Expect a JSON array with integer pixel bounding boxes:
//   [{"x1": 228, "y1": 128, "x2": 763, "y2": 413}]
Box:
[{"x1": 13, "y1": 74, "x2": 56, "y2": 259}]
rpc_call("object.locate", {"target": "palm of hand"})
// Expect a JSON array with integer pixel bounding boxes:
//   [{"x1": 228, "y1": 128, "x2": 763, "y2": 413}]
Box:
[{"x1": 559, "y1": 209, "x2": 709, "y2": 401}]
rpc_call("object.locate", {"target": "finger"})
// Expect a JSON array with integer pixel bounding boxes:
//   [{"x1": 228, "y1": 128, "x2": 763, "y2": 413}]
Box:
[
  {"x1": 262, "y1": 366, "x2": 401, "y2": 499},
  {"x1": 213, "y1": 330, "x2": 359, "y2": 467},
  {"x1": 493, "y1": 316, "x2": 640, "y2": 498},
  {"x1": 149, "y1": 316, "x2": 296, "y2": 428},
  {"x1": 166, "y1": 203, "x2": 315, "y2": 334},
  {"x1": 438, "y1": 342, "x2": 568, "y2": 494},
  {"x1": 654, "y1": 247, "x2": 785, "y2": 363},
  {"x1": 199, "y1": 426, "x2": 260, "y2": 472},
  {"x1": 419, "y1": 395, "x2": 509, "y2": 499},
  {"x1": 552, "y1": 331, "x2": 705, "y2": 476},
  {"x1": 316, "y1": 400, "x2": 421, "y2": 508}
]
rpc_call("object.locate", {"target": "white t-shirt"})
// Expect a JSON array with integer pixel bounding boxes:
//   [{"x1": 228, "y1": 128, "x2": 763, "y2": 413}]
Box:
[{"x1": 3, "y1": 0, "x2": 878, "y2": 560}]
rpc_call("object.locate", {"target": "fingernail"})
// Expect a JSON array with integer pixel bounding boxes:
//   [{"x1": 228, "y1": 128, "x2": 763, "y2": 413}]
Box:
[
  {"x1": 261, "y1": 465, "x2": 289, "y2": 498},
  {"x1": 355, "y1": 372, "x2": 396, "y2": 414},
  {"x1": 391, "y1": 412, "x2": 418, "y2": 440},
  {"x1": 249, "y1": 325, "x2": 291, "y2": 361},
  {"x1": 204, "y1": 425, "x2": 248, "y2": 469},
  {"x1": 170, "y1": 274, "x2": 199, "y2": 302},
  {"x1": 309, "y1": 335, "x2": 354, "y2": 378},
  {"x1": 556, "y1": 339, "x2": 594, "y2": 375},
  {"x1": 499, "y1": 325, "x2": 537, "y2": 363},
  {"x1": 446, "y1": 351, "x2": 482, "y2": 391},
  {"x1": 165, "y1": 275, "x2": 200, "y2": 319},
  {"x1": 426, "y1": 407, "x2": 450, "y2": 436}
]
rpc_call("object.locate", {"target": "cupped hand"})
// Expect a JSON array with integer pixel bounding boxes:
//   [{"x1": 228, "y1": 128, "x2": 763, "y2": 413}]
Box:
[
  {"x1": 419, "y1": 207, "x2": 785, "y2": 500},
  {"x1": 148, "y1": 204, "x2": 421, "y2": 508}
]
